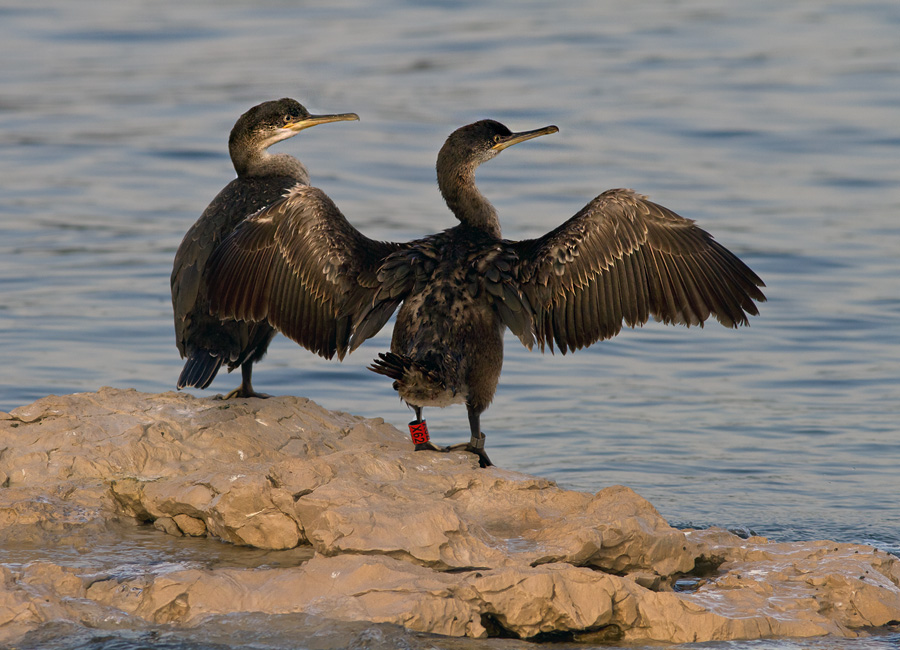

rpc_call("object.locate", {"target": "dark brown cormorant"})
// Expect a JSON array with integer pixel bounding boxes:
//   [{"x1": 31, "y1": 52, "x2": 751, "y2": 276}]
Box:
[
  {"x1": 171, "y1": 98, "x2": 358, "y2": 398},
  {"x1": 205, "y1": 119, "x2": 766, "y2": 465}
]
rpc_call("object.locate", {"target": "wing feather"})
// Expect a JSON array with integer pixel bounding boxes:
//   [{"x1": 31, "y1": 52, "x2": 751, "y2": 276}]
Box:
[
  {"x1": 512, "y1": 188, "x2": 766, "y2": 353},
  {"x1": 206, "y1": 184, "x2": 405, "y2": 360}
]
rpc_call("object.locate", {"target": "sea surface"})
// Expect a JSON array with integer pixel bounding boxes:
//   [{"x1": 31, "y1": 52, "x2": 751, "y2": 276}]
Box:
[{"x1": 1, "y1": 0, "x2": 899, "y2": 648}]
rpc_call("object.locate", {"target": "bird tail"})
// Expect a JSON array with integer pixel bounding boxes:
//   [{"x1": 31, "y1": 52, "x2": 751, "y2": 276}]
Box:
[
  {"x1": 368, "y1": 352, "x2": 410, "y2": 382},
  {"x1": 177, "y1": 351, "x2": 224, "y2": 390},
  {"x1": 368, "y1": 352, "x2": 451, "y2": 393}
]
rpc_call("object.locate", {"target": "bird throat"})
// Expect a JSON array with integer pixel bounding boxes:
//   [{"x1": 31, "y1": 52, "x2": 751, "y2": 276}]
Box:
[{"x1": 439, "y1": 167, "x2": 502, "y2": 238}]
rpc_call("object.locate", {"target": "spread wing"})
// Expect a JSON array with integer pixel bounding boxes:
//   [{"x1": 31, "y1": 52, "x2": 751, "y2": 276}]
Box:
[
  {"x1": 171, "y1": 176, "x2": 290, "y2": 359},
  {"x1": 512, "y1": 188, "x2": 766, "y2": 353},
  {"x1": 205, "y1": 183, "x2": 405, "y2": 360}
]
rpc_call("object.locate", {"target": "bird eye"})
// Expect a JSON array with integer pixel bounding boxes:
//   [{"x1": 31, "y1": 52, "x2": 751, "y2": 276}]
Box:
[
  {"x1": 493, "y1": 135, "x2": 503, "y2": 144},
  {"x1": 283, "y1": 115, "x2": 293, "y2": 124}
]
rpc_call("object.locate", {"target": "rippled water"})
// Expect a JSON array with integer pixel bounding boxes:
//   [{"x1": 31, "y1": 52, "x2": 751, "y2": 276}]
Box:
[{"x1": 2, "y1": 0, "x2": 899, "y2": 648}]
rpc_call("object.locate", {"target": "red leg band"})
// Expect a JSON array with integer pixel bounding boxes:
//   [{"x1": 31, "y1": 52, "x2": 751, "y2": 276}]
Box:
[{"x1": 409, "y1": 420, "x2": 430, "y2": 445}]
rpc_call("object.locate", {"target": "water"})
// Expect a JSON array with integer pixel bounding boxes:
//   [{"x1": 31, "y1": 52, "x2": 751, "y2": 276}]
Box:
[{"x1": 2, "y1": 0, "x2": 899, "y2": 647}]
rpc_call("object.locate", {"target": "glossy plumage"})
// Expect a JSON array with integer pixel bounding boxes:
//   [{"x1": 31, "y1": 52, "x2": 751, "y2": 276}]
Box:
[
  {"x1": 206, "y1": 119, "x2": 765, "y2": 464},
  {"x1": 171, "y1": 98, "x2": 358, "y2": 398}
]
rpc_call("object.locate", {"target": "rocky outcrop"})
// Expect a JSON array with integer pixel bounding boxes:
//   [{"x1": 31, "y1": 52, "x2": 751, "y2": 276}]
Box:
[{"x1": 1, "y1": 388, "x2": 898, "y2": 644}]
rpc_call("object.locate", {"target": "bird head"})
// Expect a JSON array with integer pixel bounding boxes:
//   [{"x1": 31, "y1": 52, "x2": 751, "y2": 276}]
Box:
[
  {"x1": 231, "y1": 98, "x2": 359, "y2": 151},
  {"x1": 438, "y1": 119, "x2": 559, "y2": 170}
]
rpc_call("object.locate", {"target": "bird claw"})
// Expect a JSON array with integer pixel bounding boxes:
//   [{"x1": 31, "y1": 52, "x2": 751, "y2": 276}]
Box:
[
  {"x1": 219, "y1": 387, "x2": 272, "y2": 400},
  {"x1": 414, "y1": 441, "x2": 449, "y2": 453},
  {"x1": 412, "y1": 441, "x2": 493, "y2": 467},
  {"x1": 408, "y1": 418, "x2": 492, "y2": 467},
  {"x1": 446, "y1": 442, "x2": 493, "y2": 468}
]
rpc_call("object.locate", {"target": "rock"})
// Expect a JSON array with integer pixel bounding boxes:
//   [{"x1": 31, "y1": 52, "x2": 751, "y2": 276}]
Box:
[
  {"x1": 172, "y1": 513, "x2": 206, "y2": 537},
  {"x1": 153, "y1": 516, "x2": 182, "y2": 536},
  {"x1": 0, "y1": 388, "x2": 898, "y2": 645}
]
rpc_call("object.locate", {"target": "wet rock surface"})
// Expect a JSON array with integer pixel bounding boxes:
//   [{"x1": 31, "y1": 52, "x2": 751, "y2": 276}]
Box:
[{"x1": 1, "y1": 388, "x2": 898, "y2": 644}]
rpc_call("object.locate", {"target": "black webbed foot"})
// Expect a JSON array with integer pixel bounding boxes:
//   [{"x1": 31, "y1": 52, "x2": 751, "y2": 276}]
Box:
[
  {"x1": 409, "y1": 418, "x2": 447, "y2": 454},
  {"x1": 219, "y1": 386, "x2": 272, "y2": 400},
  {"x1": 414, "y1": 441, "x2": 449, "y2": 453},
  {"x1": 447, "y1": 441, "x2": 493, "y2": 468},
  {"x1": 407, "y1": 414, "x2": 492, "y2": 466},
  {"x1": 459, "y1": 410, "x2": 493, "y2": 467}
]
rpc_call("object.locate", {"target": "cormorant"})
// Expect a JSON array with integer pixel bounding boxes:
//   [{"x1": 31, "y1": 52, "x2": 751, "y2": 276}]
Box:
[
  {"x1": 171, "y1": 98, "x2": 358, "y2": 398},
  {"x1": 205, "y1": 119, "x2": 766, "y2": 465}
]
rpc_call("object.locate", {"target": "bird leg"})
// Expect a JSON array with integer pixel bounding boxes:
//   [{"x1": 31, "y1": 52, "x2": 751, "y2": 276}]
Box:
[
  {"x1": 447, "y1": 408, "x2": 493, "y2": 468},
  {"x1": 221, "y1": 363, "x2": 271, "y2": 400},
  {"x1": 409, "y1": 406, "x2": 446, "y2": 452}
]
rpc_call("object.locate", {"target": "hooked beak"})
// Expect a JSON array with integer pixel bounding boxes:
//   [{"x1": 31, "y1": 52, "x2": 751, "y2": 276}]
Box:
[
  {"x1": 492, "y1": 125, "x2": 559, "y2": 151},
  {"x1": 288, "y1": 112, "x2": 360, "y2": 132}
]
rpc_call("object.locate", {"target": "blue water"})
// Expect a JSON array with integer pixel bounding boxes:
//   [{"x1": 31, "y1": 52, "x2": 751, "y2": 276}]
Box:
[{"x1": 1, "y1": 1, "x2": 899, "y2": 648}]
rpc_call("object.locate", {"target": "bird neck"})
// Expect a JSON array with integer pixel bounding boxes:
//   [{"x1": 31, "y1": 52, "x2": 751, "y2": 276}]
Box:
[
  {"x1": 437, "y1": 161, "x2": 502, "y2": 238},
  {"x1": 230, "y1": 137, "x2": 309, "y2": 183}
]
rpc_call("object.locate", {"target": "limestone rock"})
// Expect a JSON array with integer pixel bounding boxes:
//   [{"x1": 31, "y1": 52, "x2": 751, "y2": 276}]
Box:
[
  {"x1": 1, "y1": 388, "x2": 899, "y2": 645},
  {"x1": 172, "y1": 513, "x2": 206, "y2": 537},
  {"x1": 153, "y1": 516, "x2": 182, "y2": 536}
]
